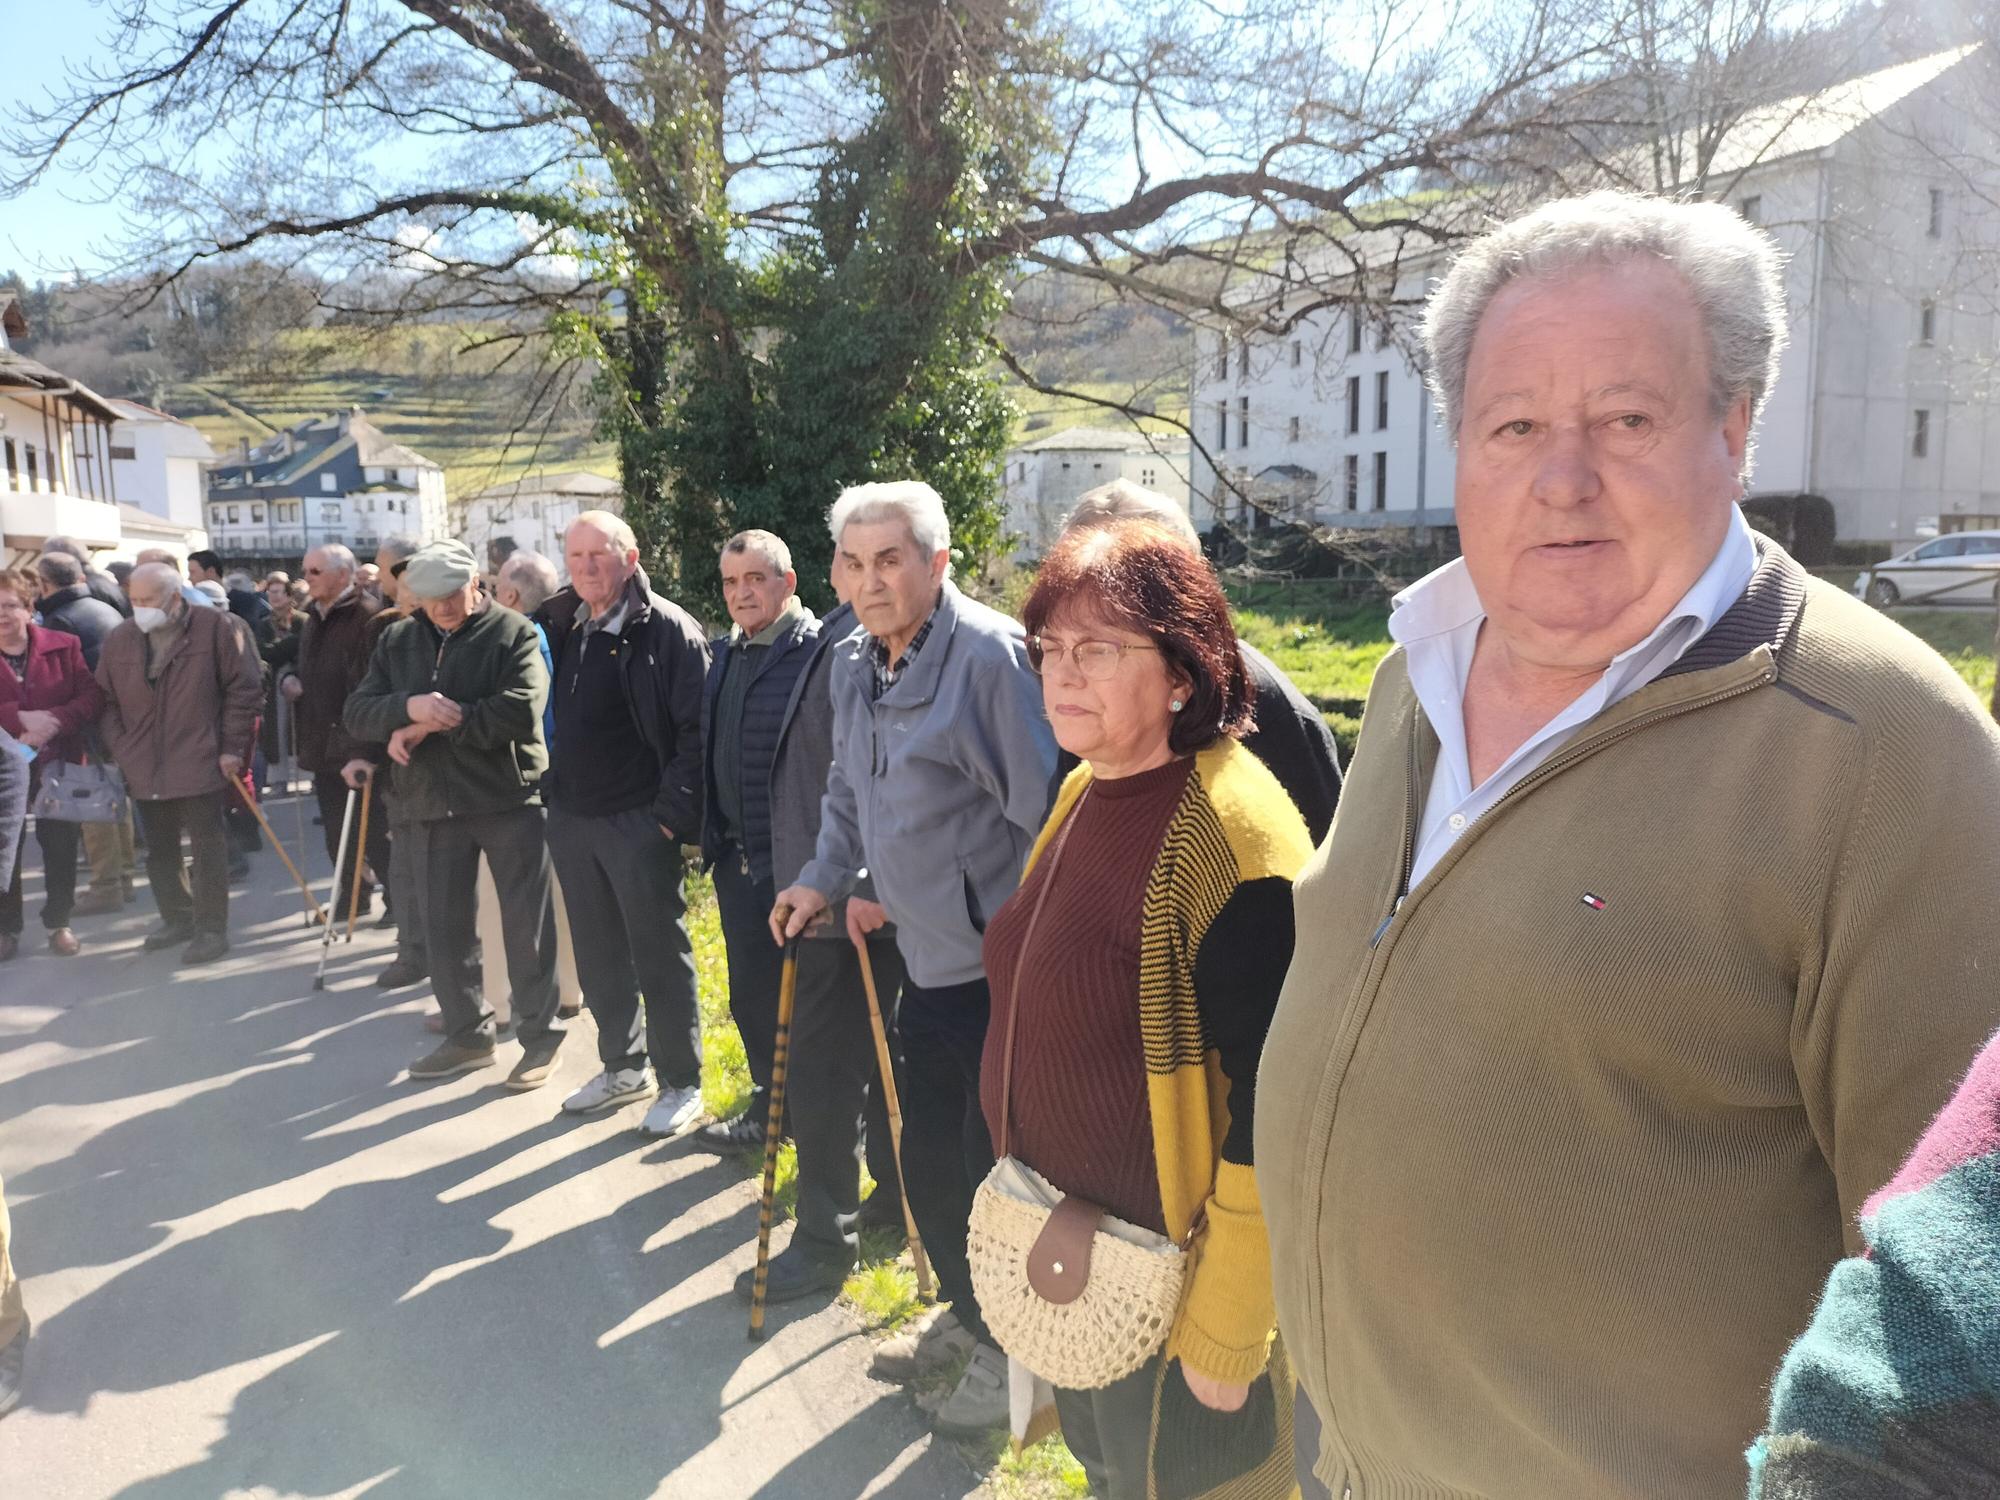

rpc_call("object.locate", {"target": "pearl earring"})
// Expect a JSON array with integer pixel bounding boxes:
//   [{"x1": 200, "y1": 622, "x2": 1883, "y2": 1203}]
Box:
[{"x1": 1170, "y1": 698, "x2": 1184, "y2": 712}]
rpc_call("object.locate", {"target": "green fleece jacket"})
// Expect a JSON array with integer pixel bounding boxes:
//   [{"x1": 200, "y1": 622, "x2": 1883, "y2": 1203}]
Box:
[
  {"x1": 343, "y1": 601, "x2": 549, "y2": 823},
  {"x1": 1254, "y1": 542, "x2": 2000, "y2": 1499}
]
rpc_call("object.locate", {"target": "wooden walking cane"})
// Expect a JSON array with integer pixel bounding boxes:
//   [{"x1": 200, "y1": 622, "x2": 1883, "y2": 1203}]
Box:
[
  {"x1": 344, "y1": 775, "x2": 374, "y2": 943},
  {"x1": 749, "y1": 936, "x2": 801, "y2": 1342},
  {"x1": 228, "y1": 770, "x2": 325, "y2": 927},
  {"x1": 853, "y1": 934, "x2": 934, "y2": 1301},
  {"x1": 312, "y1": 786, "x2": 358, "y2": 991}
]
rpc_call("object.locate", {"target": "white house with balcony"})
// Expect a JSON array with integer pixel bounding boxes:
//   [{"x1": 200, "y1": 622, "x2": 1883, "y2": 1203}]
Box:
[
  {"x1": 0, "y1": 292, "x2": 124, "y2": 568},
  {"x1": 204, "y1": 408, "x2": 448, "y2": 568},
  {"x1": 1189, "y1": 44, "x2": 2000, "y2": 548},
  {"x1": 109, "y1": 399, "x2": 214, "y2": 531},
  {"x1": 458, "y1": 470, "x2": 622, "y2": 566},
  {"x1": 1000, "y1": 426, "x2": 1192, "y2": 557}
]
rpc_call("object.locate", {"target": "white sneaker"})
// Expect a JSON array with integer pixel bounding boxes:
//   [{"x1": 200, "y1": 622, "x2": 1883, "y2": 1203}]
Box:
[
  {"x1": 869, "y1": 1305, "x2": 976, "y2": 1382},
  {"x1": 639, "y1": 1083, "x2": 703, "y2": 1138},
  {"x1": 932, "y1": 1342, "x2": 1010, "y2": 1434},
  {"x1": 561, "y1": 1066, "x2": 656, "y2": 1116}
]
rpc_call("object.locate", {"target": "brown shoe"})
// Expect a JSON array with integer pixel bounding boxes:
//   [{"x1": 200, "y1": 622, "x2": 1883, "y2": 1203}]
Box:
[
  {"x1": 48, "y1": 928, "x2": 81, "y2": 957},
  {"x1": 407, "y1": 1039, "x2": 496, "y2": 1080},
  {"x1": 507, "y1": 1037, "x2": 563, "y2": 1091},
  {"x1": 71, "y1": 887, "x2": 127, "y2": 916}
]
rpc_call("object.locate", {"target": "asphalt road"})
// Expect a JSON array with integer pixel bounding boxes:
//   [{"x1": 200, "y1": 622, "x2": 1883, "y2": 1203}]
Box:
[{"x1": 0, "y1": 792, "x2": 979, "y2": 1500}]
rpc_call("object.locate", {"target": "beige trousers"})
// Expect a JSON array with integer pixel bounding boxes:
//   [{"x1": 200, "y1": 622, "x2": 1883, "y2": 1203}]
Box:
[
  {"x1": 83, "y1": 807, "x2": 135, "y2": 892},
  {"x1": 474, "y1": 856, "x2": 582, "y2": 1025}
]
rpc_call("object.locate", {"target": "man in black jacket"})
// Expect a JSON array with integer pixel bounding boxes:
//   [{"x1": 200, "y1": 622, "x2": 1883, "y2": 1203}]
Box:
[
  {"x1": 696, "y1": 530, "x2": 820, "y2": 1150},
  {"x1": 41, "y1": 536, "x2": 130, "y2": 620},
  {"x1": 541, "y1": 511, "x2": 711, "y2": 1137},
  {"x1": 344, "y1": 540, "x2": 566, "y2": 1088}
]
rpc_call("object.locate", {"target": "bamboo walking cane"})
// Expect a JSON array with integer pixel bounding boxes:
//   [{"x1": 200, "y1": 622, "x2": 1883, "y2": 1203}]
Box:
[
  {"x1": 312, "y1": 786, "x2": 358, "y2": 991},
  {"x1": 853, "y1": 933, "x2": 934, "y2": 1301},
  {"x1": 227, "y1": 770, "x2": 325, "y2": 927},
  {"x1": 749, "y1": 937, "x2": 801, "y2": 1342},
  {"x1": 344, "y1": 775, "x2": 374, "y2": 942}
]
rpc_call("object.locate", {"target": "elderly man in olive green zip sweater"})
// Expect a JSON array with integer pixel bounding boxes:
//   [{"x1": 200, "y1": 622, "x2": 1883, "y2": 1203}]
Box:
[{"x1": 1256, "y1": 191, "x2": 2000, "y2": 1500}]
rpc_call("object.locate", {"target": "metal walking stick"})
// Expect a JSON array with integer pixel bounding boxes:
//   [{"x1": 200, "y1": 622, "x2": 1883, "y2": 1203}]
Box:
[
  {"x1": 312, "y1": 786, "x2": 359, "y2": 991},
  {"x1": 228, "y1": 770, "x2": 325, "y2": 927},
  {"x1": 853, "y1": 933, "x2": 934, "y2": 1301},
  {"x1": 344, "y1": 775, "x2": 374, "y2": 943},
  {"x1": 749, "y1": 937, "x2": 801, "y2": 1342},
  {"x1": 280, "y1": 695, "x2": 307, "y2": 900}
]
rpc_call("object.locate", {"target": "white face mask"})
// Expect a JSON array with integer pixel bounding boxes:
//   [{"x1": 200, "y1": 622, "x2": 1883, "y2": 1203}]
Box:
[{"x1": 132, "y1": 606, "x2": 171, "y2": 634}]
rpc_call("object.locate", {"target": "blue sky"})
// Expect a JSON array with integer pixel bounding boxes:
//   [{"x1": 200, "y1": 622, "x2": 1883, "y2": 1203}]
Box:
[{"x1": 3, "y1": 8, "x2": 134, "y2": 278}]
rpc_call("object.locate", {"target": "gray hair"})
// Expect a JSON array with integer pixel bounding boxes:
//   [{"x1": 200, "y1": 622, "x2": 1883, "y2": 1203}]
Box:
[
  {"x1": 568, "y1": 509, "x2": 637, "y2": 554},
  {"x1": 127, "y1": 562, "x2": 182, "y2": 603},
  {"x1": 1421, "y1": 190, "x2": 1788, "y2": 470},
  {"x1": 41, "y1": 535, "x2": 90, "y2": 564},
  {"x1": 377, "y1": 534, "x2": 420, "y2": 566},
  {"x1": 308, "y1": 544, "x2": 357, "y2": 577},
  {"x1": 500, "y1": 549, "x2": 560, "y2": 612},
  {"x1": 36, "y1": 553, "x2": 83, "y2": 589},
  {"x1": 134, "y1": 547, "x2": 183, "y2": 573},
  {"x1": 1064, "y1": 479, "x2": 1199, "y2": 549},
  {"x1": 828, "y1": 481, "x2": 950, "y2": 558},
  {"x1": 224, "y1": 570, "x2": 257, "y2": 593},
  {"x1": 723, "y1": 529, "x2": 794, "y2": 575}
]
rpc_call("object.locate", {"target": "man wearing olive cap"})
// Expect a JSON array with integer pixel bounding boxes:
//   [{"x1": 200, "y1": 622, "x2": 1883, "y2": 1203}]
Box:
[{"x1": 345, "y1": 539, "x2": 568, "y2": 1085}]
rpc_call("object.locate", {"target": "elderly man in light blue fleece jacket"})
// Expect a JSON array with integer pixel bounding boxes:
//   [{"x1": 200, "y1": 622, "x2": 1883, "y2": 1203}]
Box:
[{"x1": 774, "y1": 479, "x2": 1056, "y2": 1436}]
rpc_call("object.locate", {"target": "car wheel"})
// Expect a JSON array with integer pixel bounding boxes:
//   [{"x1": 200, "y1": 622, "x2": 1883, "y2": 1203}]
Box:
[{"x1": 1866, "y1": 578, "x2": 1900, "y2": 608}]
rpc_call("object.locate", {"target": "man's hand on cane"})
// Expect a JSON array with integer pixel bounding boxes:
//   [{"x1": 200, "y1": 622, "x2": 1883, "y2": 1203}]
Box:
[
  {"x1": 218, "y1": 753, "x2": 244, "y2": 780},
  {"x1": 340, "y1": 759, "x2": 374, "y2": 790},
  {"x1": 845, "y1": 896, "x2": 888, "y2": 947},
  {"x1": 770, "y1": 885, "x2": 830, "y2": 945}
]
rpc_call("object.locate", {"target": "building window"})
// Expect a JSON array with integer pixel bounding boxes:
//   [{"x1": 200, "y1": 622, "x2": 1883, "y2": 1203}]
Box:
[
  {"x1": 1928, "y1": 188, "x2": 1944, "y2": 239},
  {"x1": 1237, "y1": 342, "x2": 1249, "y2": 380},
  {"x1": 227, "y1": 505, "x2": 240, "y2": 524},
  {"x1": 24, "y1": 447, "x2": 38, "y2": 490},
  {"x1": 1347, "y1": 315, "x2": 1362, "y2": 356},
  {"x1": 1373, "y1": 452, "x2": 1388, "y2": 510},
  {"x1": 1238, "y1": 396, "x2": 1250, "y2": 447},
  {"x1": 1920, "y1": 299, "x2": 1936, "y2": 345},
  {"x1": 1346, "y1": 376, "x2": 1361, "y2": 435},
  {"x1": 1739, "y1": 195, "x2": 1762, "y2": 224},
  {"x1": 1217, "y1": 402, "x2": 1229, "y2": 452},
  {"x1": 1291, "y1": 340, "x2": 1302, "y2": 368},
  {"x1": 1375, "y1": 319, "x2": 1391, "y2": 352},
  {"x1": 1912, "y1": 408, "x2": 1930, "y2": 458},
  {"x1": 1288, "y1": 414, "x2": 1301, "y2": 443},
  {"x1": 109, "y1": 444, "x2": 136, "y2": 461},
  {"x1": 1375, "y1": 371, "x2": 1390, "y2": 430},
  {"x1": 320, "y1": 473, "x2": 337, "y2": 493},
  {"x1": 1214, "y1": 337, "x2": 1228, "y2": 380},
  {"x1": 321, "y1": 502, "x2": 341, "y2": 525},
  {"x1": 2, "y1": 439, "x2": 14, "y2": 489},
  {"x1": 250, "y1": 505, "x2": 264, "y2": 524},
  {"x1": 1140, "y1": 467, "x2": 1155, "y2": 487},
  {"x1": 1343, "y1": 454, "x2": 1358, "y2": 510}
]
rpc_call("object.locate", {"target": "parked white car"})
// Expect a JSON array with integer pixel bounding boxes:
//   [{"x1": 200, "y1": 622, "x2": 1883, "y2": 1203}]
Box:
[{"x1": 1852, "y1": 530, "x2": 2000, "y2": 608}]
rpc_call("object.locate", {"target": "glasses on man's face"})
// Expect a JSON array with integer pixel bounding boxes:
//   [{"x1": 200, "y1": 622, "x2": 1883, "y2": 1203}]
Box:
[{"x1": 1027, "y1": 636, "x2": 1159, "y2": 680}]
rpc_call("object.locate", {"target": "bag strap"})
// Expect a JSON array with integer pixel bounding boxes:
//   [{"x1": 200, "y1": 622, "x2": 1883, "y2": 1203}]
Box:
[{"x1": 996, "y1": 786, "x2": 1089, "y2": 1160}]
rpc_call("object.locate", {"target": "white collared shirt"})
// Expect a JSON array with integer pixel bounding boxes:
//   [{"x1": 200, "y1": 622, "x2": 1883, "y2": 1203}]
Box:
[{"x1": 1393, "y1": 506, "x2": 1759, "y2": 889}]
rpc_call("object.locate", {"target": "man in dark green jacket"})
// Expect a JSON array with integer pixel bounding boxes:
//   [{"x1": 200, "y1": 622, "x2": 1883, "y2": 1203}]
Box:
[{"x1": 344, "y1": 540, "x2": 566, "y2": 1087}]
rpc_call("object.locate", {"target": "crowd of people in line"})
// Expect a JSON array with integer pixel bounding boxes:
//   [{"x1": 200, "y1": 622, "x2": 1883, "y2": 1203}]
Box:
[{"x1": 4, "y1": 188, "x2": 2000, "y2": 1497}]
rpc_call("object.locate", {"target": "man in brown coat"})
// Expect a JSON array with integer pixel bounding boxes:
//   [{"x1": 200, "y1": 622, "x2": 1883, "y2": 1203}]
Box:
[
  {"x1": 96, "y1": 563, "x2": 262, "y2": 964},
  {"x1": 280, "y1": 545, "x2": 389, "y2": 923}
]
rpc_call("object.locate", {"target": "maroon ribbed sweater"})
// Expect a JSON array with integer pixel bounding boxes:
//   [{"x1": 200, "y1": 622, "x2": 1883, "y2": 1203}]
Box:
[{"x1": 979, "y1": 756, "x2": 1192, "y2": 1234}]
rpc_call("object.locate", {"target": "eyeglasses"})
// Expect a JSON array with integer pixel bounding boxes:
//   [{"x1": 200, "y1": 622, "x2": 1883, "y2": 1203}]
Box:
[{"x1": 1027, "y1": 636, "x2": 1160, "y2": 680}]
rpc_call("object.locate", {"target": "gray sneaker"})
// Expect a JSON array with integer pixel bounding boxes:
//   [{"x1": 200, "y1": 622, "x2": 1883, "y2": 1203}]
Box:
[
  {"x1": 868, "y1": 1305, "x2": 976, "y2": 1382},
  {"x1": 0, "y1": 1316, "x2": 27, "y2": 1419},
  {"x1": 506, "y1": 1036, "x2": 563, "y2": 1091},
  {"x1": 407, "y1": 1039, "x2": 497, "y2": 1080},
  {"x1": 932, "y1": 1342, "x2": 1010, "y2": 1435}
]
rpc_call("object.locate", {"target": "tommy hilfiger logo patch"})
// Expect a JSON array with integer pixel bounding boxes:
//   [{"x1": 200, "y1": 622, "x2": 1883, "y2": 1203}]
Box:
[{"x1": 1580, "y1": 892, "x2": 1608, "y2": 911}]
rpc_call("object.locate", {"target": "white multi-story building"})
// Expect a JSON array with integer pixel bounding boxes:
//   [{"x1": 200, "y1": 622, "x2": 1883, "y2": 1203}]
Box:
[
  {"x1": 458, "y1": 470, "x2": 622, "y2": 566},
  {"x1": 108, "y1": 399, "x2": 214, "y2": 531},
  {"x1": 1000, "y1": 426, "x2": 1192, "y2": 557},
  {"x1": 204, "y1": 408, "x2": 449, "y2": 566},
  {"x1": 0, "y1": 292, "x2": 124, "y2": 567},
  {"x1": 1190, "y1": 44, "x2": 2000, "y2": 548}
]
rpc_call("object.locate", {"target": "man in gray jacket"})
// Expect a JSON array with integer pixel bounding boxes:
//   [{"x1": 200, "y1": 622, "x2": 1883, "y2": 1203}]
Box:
[{"x1": 774, "y1": 481, "x2": 1056, "y2": 1435}]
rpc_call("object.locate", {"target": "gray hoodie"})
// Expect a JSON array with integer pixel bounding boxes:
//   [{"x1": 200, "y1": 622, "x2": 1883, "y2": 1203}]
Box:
[{"x1": 798, "y1": 580, "x2": 1056, "y2": 988}]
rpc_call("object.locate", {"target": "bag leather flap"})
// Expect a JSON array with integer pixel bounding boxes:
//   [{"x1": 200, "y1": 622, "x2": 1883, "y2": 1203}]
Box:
[{"x1": 1026, "y1": 1195, "x2": 1102, "y2": 1306}]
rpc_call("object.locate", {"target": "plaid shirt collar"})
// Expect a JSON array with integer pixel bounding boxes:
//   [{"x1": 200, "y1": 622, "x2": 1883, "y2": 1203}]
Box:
[{"x1": 869, "y1": 605, "x2": 938, "y2": 699}]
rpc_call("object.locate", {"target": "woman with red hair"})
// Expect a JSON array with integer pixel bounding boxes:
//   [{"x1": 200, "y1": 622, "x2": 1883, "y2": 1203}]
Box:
[{"x1": 978, "y1": 520, "x2": 1310, "y2": 1498}]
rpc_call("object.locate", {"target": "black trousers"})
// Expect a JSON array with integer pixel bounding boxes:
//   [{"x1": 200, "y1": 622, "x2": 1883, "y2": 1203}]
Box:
[
  {"x1": 1056, "y1": 1355, "x2": 1164, "y2": 1500},
  {"x1": 136, "y1": 793, "x2": 230, "y2": 936},
  {"x1": 0, "y1": 810, "x2": 80, "y2": 935},
  {"x1": 386, "y1": 809, "x2": 427, "y2": 972},
  {"x1": 545, "y1": 805, "x2": 700, "y2": 1087},
  {"x1": 414, "y1": 806, "x2": 562, "y2": 1050},
  {"x1": 788, "y1": 932, "x2": 906, "y2": 1265},
  {"x1": 312, "y1": 771, "x2": 391, "y2": 915},
  {"x1": 713, "y1": 852, "x2": 783, "y2": 1099},
  {"x1": 896, "y1": 974, "x2": 996, "y2": 1345}
]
